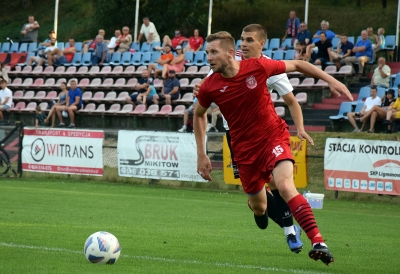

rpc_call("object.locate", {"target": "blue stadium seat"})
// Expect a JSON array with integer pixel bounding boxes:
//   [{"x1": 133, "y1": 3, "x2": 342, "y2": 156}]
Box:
[
  {"x1": 184, "y1": 51, "x2": 194, "y2": 66},
  {"x1": 356, "y1": 36, "x2": 362, "y2": 44},
  {"x1": 347, "y1": 36, "x2": 355, "y2": 44},
  {"x1": 193, "y1": 51, "x2": 207, "y2": 66},
  {"x1": 140, "y1": 51, "x2": 152, "y2": 65},
  {"x1": 121, "y1": 52, "x2": 132, "y2": 66},
  {"x1": 131, "y1": 42, "x2": 141, "y2": 52},
  {"x1": 331, "y1": 37, "x2": 340, "y2": 50},
  {"x1": 57, "y1": 42, "x2": 65, "y2": 51},
  {"x1": 389, "y1": 73, "x2": 400, "y2": 91},
  {"x1": 377, "y1": 87, "x2": 386, "y2": 98},
  {"x1": 150, "y1": 41, "x2": 161, "y2": 51},
  {"x1": 150, "y1": 51, "x2": 161, "y2": 63},
  {"x1": 64, "y1": 52, "x2": 82, "y2": 66},
  {"x1": 18, "y1": 43, "x2": 28, "y2": 53},
  {"x1": 272, "y1": 50, "x2": 284, "y2": 60},
  {"x1": 141, "y1": 42, "x2": 151, "y2": 52},
  {"x1": 81, "y1": 52, "x2": 92, "y2": 66},
  {"x1": 281, "y1": 38, "x2": 293, "y2": 49},
  {"x1": 262, "y1": 39, "x2": 269, "y2": 51},
  {"x1": 354, "y1": 102, "x2": 365, "y2": 113},
  {"x1": 27, "y1": 42, "x2": 37, "y2": 52},
  {"x1": 17, "y1": 52, "x2": 36, "y2": 66},
  {"x1": 352, "y1": 86, "x2": 371, "y2": 105},
  {"x1": 131, "y1": 52, "x2": 142, "y2": 66},
  {"x1": 235, "y1": 39, "x2": 241, "y2": 50},
  {"x1": 74, "y1": 42, "x2": 83, "y2": 52},
  {"x1": 268, "y1": 38, "x2": 280, "y2": 51},
  {"x1": 384, "y1": 35, "x2": 395, "y2": 50},
  {"x1": 201, "y1": 42, "x2": 207, "y2": 51},
  {"x1": 108, "y1": 52, "x2": 122, "y2": 65},
  {"x1": 1, "y1": 42, "x2": 10, "y2": 53},
  {"x1": 329, "y1": 102, "x2": 352, "y2": 120},
  {"x1": 9, "y1": 42, "x2": 19, "y2": 53},
  {"x1": 284, "y1": 49, "x2": 295, "y2": 60},
  {"x1": 262, "y1": 50, "x2": 272, "y2": 57}
]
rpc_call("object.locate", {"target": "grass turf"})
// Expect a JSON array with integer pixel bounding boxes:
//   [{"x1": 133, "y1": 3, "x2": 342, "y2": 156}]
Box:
[{"x1": 0, "y1": 179, "x2": 399, "y2": 274}]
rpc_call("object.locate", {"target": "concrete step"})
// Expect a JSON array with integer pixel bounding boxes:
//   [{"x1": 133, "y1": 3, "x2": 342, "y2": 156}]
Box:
[{"x1": 312, "y1": 103, "x2": 341, "y2": 110}]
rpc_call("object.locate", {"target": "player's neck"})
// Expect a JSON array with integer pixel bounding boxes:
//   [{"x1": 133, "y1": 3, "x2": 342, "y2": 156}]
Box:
[{"x1": 221, "y1": 60, "x2": 240, "y2": 78}]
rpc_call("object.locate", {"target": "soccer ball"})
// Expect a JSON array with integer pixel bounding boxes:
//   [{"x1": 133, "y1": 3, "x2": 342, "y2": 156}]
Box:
[{"x1": 84, "y1": 231, "x2": 121, "y2": 264}]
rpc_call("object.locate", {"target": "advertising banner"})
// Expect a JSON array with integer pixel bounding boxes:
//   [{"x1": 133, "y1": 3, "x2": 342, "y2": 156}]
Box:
[
  {"x1": 22, "y1": 128, "x2": 104, "y2": 176},
  {"x1": 223, "y1": 136, "x2": 308, "y2": 188},
  {"x1": 118, "y1": 131, "x2": 207, "y2": 182},
  {"x1": 324, "y1": 138, "x2": 400, "y2": 195}
]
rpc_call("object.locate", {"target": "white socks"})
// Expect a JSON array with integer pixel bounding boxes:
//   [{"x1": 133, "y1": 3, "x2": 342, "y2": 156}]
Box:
[{"x1": 284, "y1": 226, "x2": 296, "y2": 236}]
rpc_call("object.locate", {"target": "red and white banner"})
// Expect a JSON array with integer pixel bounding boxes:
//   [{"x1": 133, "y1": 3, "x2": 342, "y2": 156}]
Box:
[
  {"x1": 22, "y1": 128, "x2": 104, "y2": 176},
  {"x1": 324, "y1": 138, "x2": 400, "y2": 195},
  {"x1": 118, "y1": 130, "x2": 207, "y2": 182}
]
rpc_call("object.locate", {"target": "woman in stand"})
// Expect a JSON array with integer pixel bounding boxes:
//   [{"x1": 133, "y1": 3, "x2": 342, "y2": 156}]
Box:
[
  {"x1": 0, "y1": 62, "x2": 9, "y2": 83},
  {"x1": 45, "y1": 82, "x2": 69, "y2": 127},
  {"x1": 160, "y1": 45, "x2": 185, "y2": 79}
]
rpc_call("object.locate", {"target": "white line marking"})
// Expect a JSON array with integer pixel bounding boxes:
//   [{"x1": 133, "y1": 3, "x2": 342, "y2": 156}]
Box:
[{"x1": 0, "y1": 242, "x2": 328, "y2": 274}]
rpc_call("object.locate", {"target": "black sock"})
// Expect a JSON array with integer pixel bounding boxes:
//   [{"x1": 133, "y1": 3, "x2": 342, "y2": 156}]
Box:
[
  {"x1": 266, "y1": 190, "x2": 283, "y2": 228},
  {"x1": 271, "y1": 189, "x2": 294, "y2": 227},
  {"x1": 254, "y1": 210, "x2": 269, "y2": 230}
]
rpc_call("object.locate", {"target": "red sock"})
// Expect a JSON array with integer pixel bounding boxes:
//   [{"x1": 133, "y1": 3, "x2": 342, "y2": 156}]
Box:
[{"x1": 287, "y1": 194, "x2": 324, "y2": 245}]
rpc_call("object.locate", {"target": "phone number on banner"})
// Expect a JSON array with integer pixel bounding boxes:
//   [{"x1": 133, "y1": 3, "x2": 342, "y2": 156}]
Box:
[{"x1": 120, "y1": 167, "x2": 180, "y2": 178}]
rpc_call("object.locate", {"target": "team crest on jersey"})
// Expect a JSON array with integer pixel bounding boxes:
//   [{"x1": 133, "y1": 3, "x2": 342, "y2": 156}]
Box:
[{"x1": 246, "y1": 76, "x2": 257, "y2": 89}]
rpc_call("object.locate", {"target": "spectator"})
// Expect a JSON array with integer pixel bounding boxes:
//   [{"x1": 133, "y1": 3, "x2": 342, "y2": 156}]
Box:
[
  {"x1": 116, "y1": 26, "x2": 132, "y2": 53},
  {"x1": 305, "y1": 32, "x2": 332, "y2": 66},
  {"x1": 160, "y1": 45, "x2": 185, "y2": 78},
  {"x1": 382, "y1": 94, "x2": 400, "y2": 130},
  {"x1": 107, "y1": 30, "x2": 122, "y2": 53},
  {"x1": 56, "y1": 80, "x2": 82, "y2": 128},
  {"x1": 371, "y1": 57, "x2": 390, "y2": 88},
  {"x1": 45, "y1": 82, "x2": 69, "y2": 128},
  {"x1": 347, "y1": 86, "x2": 381, "y2": 132},
  {"x1": 163, "y1": 30, "x2": 188, "y2": 50},
  {"x1": 82, "y1": 29, "x2": 107, "y2": 54},
  {"x1": 294, "y1": 22, "x2": 312, "y2": 46},
  {"x1": 27, "y1": 38, "x2": 57, "y2": 66},
  {"x1": 178, "y1": 97, "x2": 197, "y2": 133},
  {"x1": 360, "y1": 88, "x2": 396, "y2": 133},
  {"x1": 125, "y1": 70, "x2": 153, "y2": 105},
  {"x1": 374, "y1": 28, "x2": 386, "y2": 59},
  {"x1": 184, "y1": 29, "x2": 204, "y2": 53},
  {"x1": 294, "y1": 41, "x2": 307, "y2": 60},
  {"x1": 344, "y1": 30, "x2": 373, "y2": 76},
  {"x1": 367, "y1": 27, "x2": 378, "y2": 48},
  {"x1": 329, "y1": 34, "x2": 354, "y2": 70},
  {"x1": 91, "y1": 35, "x2": 109, "y2": 66},
  {"x1": 0, "y1": 79, "x2": 12, "y2": 125},
  {"x1": 207, "y1": 105, "x2": 221, "y2": 132},
  {"x1": 152, "y1": 70, "x2": 180, "y2": 105},
  {"x1": 137, "y1": 80, "x2": 157, "y2": 106},
  {"x1": 0, "y1": 62, "x2": 9, "y2": 83},
  {"x1": 137, "y1": 17, "x2": 160, "y2": 44},
  {"x1": 21, "y1": 15, "x2": 40, "y2": 43},
  {"x1": 147, "y1": 45, "x2": 174, "y2": 78},
  {"x1": 312, "y1": 20, "x2": 336, "y2": 43},
  {"x1": 281, "y1": 11, "x2": 301, "y2": 46},
  {"x1": 37, "y1": 30, "x2": 57, "y2": 52},
  {"x1": 35, "y1": 106, "x2": 46, "y2": 128},
  {"x1": 47, "y1": 38, "x2": 76, "y2": 66}
]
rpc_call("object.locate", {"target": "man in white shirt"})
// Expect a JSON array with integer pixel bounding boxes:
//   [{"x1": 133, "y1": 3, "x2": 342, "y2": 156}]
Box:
[
  {"x1": 347, "y1": 86, "x2": 381, "y2": 132},
  {"x1": 371, "y1": 57, "x2": 391, "y2": 88},
  {"x1": 137, "y1": 17, "x2": 160, "y2": 44},
  {"x1": 0, "y1": 79, "x2": 13, "y2": 125},
  {"x1": 27, "y1": 37, "x2": 57, "y2": 66}
]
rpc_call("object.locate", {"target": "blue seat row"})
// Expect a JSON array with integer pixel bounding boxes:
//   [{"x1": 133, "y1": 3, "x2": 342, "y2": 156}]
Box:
[{"x1": 0, "y1": 41, "x2": 83, "y2": 53}]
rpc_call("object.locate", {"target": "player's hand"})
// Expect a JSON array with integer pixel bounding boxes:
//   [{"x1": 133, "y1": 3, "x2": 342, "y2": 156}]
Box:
[
  {"x1": 193, "y1": 83, "x2": 202, "y2": 97},
  {"x1": 297, "y1": 130, "x2": 314, "y2": 146},
  {"x1": 197, "y1": 154, "x2": 212, "y2": 181},
  {"x1": 328, "y1": 79, "x2": 353, "y2": 101}
]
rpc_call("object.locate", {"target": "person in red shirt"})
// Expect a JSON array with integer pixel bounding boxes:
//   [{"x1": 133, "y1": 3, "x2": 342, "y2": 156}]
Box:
[
  {"x1": 195, "y1": 29, "x2": 352, "y2": 266},
  {"x1": 184, "y1": 29, "x2": 204, "y2": 52},
  {"x1": 47, "y1": 38, "x2": 76, "y2": 66},
  {"x1": 163, "y1": 30, "x2": 187, "y2": 49}
]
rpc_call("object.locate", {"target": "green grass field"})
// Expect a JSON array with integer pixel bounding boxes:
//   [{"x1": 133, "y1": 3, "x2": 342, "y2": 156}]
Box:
[{"x1": 0, "y1": 179, "x2": 399, "y2": 274}]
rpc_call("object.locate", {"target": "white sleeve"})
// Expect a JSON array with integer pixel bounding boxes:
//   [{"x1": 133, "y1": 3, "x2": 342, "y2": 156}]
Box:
[
  {"x1": 267, "y1": 74, "x2": 293, "y2": 96},
  {"x1": 139, "y1": 24, "x2": 145, "y2": 34},
  {"x1": 149, "y1": 23, "x2": 155, "y2": 33}
]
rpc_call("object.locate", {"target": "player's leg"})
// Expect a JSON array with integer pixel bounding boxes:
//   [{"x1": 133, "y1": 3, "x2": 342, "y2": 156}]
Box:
[
  {"x1": 273, "y1": 160, "x2": 334, "y2": 265},
  {"x1": 247, "y1": 186, "x2": 268, "y2": 230},
  {"x1": 269, "y1": 177, "x2": 303, "y2": 253}
]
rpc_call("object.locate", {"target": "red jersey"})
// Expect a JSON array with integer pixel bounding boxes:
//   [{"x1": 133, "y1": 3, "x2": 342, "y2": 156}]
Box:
[
  {"x1": 171, "y1": 36, "x2": 187, "y2": 48},
  {"x1": 64, "y1": 47, "x2": 75, "y2": 62},
  {"x1": 188, "y1": 36, "x2": 204, "y2": 51},
  {"x1": 197, "y1": 58, "x2": 287, "y2": 164}
]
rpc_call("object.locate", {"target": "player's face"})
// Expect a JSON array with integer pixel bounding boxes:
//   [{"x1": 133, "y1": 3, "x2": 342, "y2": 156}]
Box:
[
  {"x1": 206, "y1": 41, "x2": 231, "y2": 73},
  {"x1": 240, "y1": 31, "x2": 264, "y2": 59}
]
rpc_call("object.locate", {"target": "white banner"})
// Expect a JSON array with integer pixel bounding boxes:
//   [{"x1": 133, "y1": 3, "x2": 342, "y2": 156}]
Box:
[
  {"x1": 22, "y1": 128, "x2": 104, "y2": 176},
  {"x1": 118, "y1": 130, "x2": 207, "y2": 182},
  {"x1": 324, "y1": 138, "x2": 400, "y2": 195}
]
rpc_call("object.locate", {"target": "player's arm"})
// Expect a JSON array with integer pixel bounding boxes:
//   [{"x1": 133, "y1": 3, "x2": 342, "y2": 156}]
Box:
[
  {"x1": 193, "y1": 103, "x2": 212, "y2": 181},
  {"x1": 283, "y1": 60, "x2": 353, "y2": 100}
]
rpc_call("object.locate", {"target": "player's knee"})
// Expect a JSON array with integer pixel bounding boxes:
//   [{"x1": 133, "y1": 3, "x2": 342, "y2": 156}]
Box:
[{"x1": 251, "y1": 202, "x2": 267, "y2": 216}]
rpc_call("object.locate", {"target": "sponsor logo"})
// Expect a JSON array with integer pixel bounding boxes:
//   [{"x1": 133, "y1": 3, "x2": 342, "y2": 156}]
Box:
[
  {"x1": 31, "y1": 138, "x2": 45, "y2": 162},
  {"x1": 220, "y1": 86, "x2": 228, "y2": 92},
  {"x1": 246, "y1": 75, "x2": 257, "y2": 89}
]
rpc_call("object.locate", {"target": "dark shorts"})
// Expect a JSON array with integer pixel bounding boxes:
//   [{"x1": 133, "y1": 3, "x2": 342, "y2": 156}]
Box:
[
  {"x1": 158, "y1": 92, "x2": 179, "y2": 101},
  {"x1": 55, "y1": 55, "x2": 68, "y2": 65},
  {"x1": 236, "y1": 130, "x2": 294, "y2": 195}
]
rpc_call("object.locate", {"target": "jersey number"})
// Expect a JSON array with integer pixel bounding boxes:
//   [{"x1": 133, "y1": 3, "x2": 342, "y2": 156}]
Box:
[{"x1": 272, "y1": 145, "x2": 284, "y2": 157}]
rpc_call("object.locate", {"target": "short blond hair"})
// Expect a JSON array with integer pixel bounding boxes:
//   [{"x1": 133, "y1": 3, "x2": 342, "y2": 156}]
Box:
[{"x1": 206, "y1": 31, "x2": 235, "y2": 51}]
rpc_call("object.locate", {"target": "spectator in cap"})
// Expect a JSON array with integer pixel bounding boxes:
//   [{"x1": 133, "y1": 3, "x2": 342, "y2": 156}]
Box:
[
  {"x1": 152, "y1": 70, "x2": 180, "y2": 105},
  {"x1": 160, "y1": 45, "x2": 185, "y2": 78}
]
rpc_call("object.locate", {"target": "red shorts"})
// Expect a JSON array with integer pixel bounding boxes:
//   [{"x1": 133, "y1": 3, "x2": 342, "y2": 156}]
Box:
[{"x1": 237, "y1": 133, "x2": 294, "y2": 195}]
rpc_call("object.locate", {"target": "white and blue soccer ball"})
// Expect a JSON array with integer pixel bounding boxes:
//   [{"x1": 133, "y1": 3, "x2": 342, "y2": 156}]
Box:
[{"x1": 84, "y1": 231, "x2": 121, "y2": 264}]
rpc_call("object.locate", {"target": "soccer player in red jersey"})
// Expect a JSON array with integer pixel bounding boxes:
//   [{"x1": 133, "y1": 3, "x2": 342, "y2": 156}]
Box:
[{"x1": 194, "y1": 30, "x2": 352, "y2": 265}]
